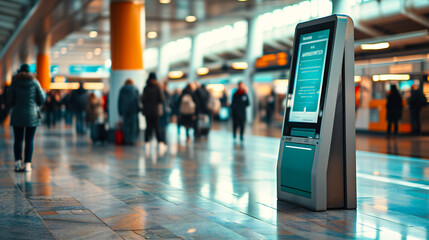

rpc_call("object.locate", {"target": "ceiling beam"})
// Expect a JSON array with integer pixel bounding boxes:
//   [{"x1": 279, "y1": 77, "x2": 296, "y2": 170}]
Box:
[
  {"x1": 402, "y1": 11, "x2": 429, "y2": 28},
  {"x1": 354, "y1": 23, "x2": 384, "y2": 37}
]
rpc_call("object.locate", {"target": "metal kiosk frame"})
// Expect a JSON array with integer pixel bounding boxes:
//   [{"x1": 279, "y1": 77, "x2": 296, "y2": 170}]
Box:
[{"x1": 277, "y1": 15, "x2": 356, "y2": 211}]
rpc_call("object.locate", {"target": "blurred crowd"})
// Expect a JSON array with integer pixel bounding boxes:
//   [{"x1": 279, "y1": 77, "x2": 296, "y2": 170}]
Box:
[{"x1": 1, "y1": 69, "x2": 252, "y2": 154}]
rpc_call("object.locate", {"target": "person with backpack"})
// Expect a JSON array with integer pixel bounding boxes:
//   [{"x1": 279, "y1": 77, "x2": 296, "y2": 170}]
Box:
[
  {"x1": 231, "y1": 81, "x2": 250, "y2": 142},
  {"x1": 179, "y1": 83, "x2": 198, "y2": 143},
  {"x1": 7, "y1": 64, "x2": 46, "y2": 172},
  {"x1": 142, "y1": 73, "x2": 166, "y2": 151},
  {"x1": 118, "y1": 79, "x2": 140, "y2": 145}
]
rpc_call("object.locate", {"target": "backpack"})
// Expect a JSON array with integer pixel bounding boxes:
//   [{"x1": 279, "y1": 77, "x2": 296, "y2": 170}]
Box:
[
  {"x1": 180, "y1": 94, "x2": 196, "y2": 115},
  {"x1": 207, "y1": 94, "x2": 221, "y2": 114}
]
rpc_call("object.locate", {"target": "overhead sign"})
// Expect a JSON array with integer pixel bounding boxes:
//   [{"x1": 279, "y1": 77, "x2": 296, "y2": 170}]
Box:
[{"x1": 256, "y1": 52, "x2": 289, "y2": 70}]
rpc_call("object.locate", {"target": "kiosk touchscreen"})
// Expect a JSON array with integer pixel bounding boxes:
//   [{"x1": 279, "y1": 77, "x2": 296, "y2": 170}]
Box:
[{"x1": 277, "y1": 15, "x2": 356, "y2": 211}]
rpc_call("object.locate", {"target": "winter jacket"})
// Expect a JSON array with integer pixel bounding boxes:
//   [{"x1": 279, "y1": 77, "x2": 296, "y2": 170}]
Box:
[
  {"x1": 7, "y1": 72, "x2": 46, "y2": 127},
  {"x1": 142, "y1": 83, "x2": 164, "y2": 117},
  {"x1": 70, "y1": 87, "x2": 89, "y2": 112},
  {"x1": 231, "y1": 89, "x2": 249, "y2": 121},
  {"x1": 118, "y1": 84, "x2": 140, "y2": 116}
]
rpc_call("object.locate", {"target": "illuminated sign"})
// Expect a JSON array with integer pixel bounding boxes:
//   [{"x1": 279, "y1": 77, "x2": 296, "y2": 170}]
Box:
[{"x1": 256, "y1": 52, "x2": 289, "y2": 70}]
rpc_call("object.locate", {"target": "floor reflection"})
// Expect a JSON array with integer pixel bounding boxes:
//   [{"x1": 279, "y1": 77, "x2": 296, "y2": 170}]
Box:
[{"x1": 0, "y1": 125, "x2": 428, "y2": 239}]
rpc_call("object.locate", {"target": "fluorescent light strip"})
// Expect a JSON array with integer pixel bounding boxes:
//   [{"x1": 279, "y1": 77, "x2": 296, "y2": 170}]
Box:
[{"x1": 285, "y1": 145, "x2": 312, "y2": 151}]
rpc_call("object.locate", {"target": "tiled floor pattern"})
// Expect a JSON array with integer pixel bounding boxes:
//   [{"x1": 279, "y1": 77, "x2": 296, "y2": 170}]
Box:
[{"x1": 0, "y1": 126, "x2": 428, "y2": 239}]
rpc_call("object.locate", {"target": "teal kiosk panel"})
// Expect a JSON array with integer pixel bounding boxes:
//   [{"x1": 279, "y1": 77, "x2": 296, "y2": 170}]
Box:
[
  {"x1": 280, "y1": 142, "x2": 315, "y2": 198},
  {"x1": 277, "y1": 15, "x2": 356, "y2": 211}
]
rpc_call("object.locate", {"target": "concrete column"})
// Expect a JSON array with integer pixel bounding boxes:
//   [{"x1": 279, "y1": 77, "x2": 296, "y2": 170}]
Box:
[
  {"x1": 244, "y1": 16, "x2": 263, "y2": 122},
  {"x1": 109, "y1": 0, "x2": 145, "y2": 129},
  {"x1": 36, "y1": 33, "x2": 51, "y2": 91},
  {"x1": 157, "y1": 22, "x2": 170, "y2": 80},
  {"x1": 188, "y1": 34, "x2": 203, "y2": 83}
]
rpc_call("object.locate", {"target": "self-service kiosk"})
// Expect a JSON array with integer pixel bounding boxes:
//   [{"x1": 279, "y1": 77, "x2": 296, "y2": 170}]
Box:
[{"x1": 277, "y1": 15, "x2": 356, "y2": 211}]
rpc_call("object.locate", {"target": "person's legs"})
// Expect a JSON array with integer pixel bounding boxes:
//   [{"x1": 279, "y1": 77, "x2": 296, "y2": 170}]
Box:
[
  {"x1": 153, "y1": 117, "x2": 162, "y2": 142},
  {"x1": 145, "y1": 117, "x2": 154, "y2": 142},
  {"x1": 415, "y1": 110, "x2": 421, "y2": 134},
  {"x1": 387, "y1": 121, "x2": 392, "y2": 137},
  {"x1": 23, "y1": 127, "x2": 37, "y2": 163},
  {"x1": 129, "y1": 114, "x2": 138, "y2": 144},
  {"x1": 393, "y1": 120, "x2": 398, "y2": 136},
  {"x1": 75, "y1": 111, "x2": 81, "y2": 133},
  {"x1": 239, "y1": 119, "x2": 245, "y2": 140},
  {"x1": 13, "y1": 127, "x2": 25, "y2": 161},
  {"x1": 232, "y1": 117, "x2": 238, "y2": 139}
]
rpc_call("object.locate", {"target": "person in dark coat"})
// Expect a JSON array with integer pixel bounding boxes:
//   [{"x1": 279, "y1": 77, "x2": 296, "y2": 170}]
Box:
[
  {"x1": 7, "y1": 64, "x2": 46, "y2": 172},
  {"x1": 408, "y1": 84, "x2": 427, "y2": 135},
  {"x1": 386, "y1": 84, "x2": 402, "y2": 138},
  {"x1": 70, "y1": 82, "x2": 89, "y2": 135},
  {"x1": 231, "y1": 81, "x2": 250, "y2": 141},
  {"x1": 194, "y1": 82, "x2": 209, "y2": 138},
  {"x1": 118, "y1": 79, "x2": 140, "y2": 145},
  {"x1": 142, "y1": 73, "x2": 165, "y2": 149},
  {"x1": 178, "y1": 83, "x2": 198, "y2": 143},
  {"x1": 44, "y1": 91, "x2": 61, "y2": 129},
  {"x1": 159, "y1": 82, "x2": 172, "y2": 144},
  {"x1": 61, "y1": 90, "x2": 73, "y2": 126}
]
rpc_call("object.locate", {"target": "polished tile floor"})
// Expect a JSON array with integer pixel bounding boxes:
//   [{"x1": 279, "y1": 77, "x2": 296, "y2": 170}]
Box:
[{"x1": 0, "y1": 125, "x2": 428, "y2": 239}]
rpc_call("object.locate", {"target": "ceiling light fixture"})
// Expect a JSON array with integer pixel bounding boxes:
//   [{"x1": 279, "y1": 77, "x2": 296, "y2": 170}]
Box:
[
  {"x1": 77, "y1": 38, "x2": 84, "y2": 45},
  {"x1": 237, "y1": 0, "x2": 247, "y2": 1},
  {"x1": 185, "y1": 15, "x2": 197, "y2": 23},
  {"x1": 232, "y1": 62, "x2": 248, "y2": 70},
  {"x1": 168, "y1": 71, "x2": 184, "y2": 79},
  {"x1": 147, "y1": 31, "x2": 158, "y2": 39},
  {"x1": 159, "y1": 0, "x2": 170, "y2": 4},
  {"x1": 361, "y1": 42, "x2": 389, "y2": 50},
  {"x1": 197, "y1": 67, "x2": 209, "y2": 76},
  {"x1": 53, "y1": 51, "x2": 60, "y2": 58},
  {"x1": 372, "y1": 74, "x2": 410, "y2": 81},
  {"x1": 94, "y1": 48, "x2": 102, "y2": 55},
  {"x1": 60, "y1": 47, "x2": 67, "y2": 54},
  {"x1": 89, "y1": 31, "x2": 98, "y2": 38},
  {"x1": 68, "y1": 43, "x2": 75, "y2": 50}
]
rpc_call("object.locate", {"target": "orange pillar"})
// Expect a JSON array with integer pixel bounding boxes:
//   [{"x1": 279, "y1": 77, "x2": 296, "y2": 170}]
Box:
[
  {"x1": 36, "y1": 34, "x2": 51, "y2": 91},
  {"x1": 109, "y1": 0, "x2": 145, "y2": 128}
]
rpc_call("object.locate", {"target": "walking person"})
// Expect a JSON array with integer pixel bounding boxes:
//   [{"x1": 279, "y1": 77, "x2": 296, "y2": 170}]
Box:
[
  {"x1": 178, "y1": 83, "x2": 197, "y2": 144},
  {"x1": 7, "y1": 64, "x2": 46, "y2": 172},
  {"x1": 386, "y1": 85, "x2": 402, "y2": 138},
  {"x1": 141, "y1": 73, "x2": 166, "y2": 150},
  {"x1": 118, "y1": 79, "x2": 140, "y2": 145},
  {"x1": 408, "y1": 84, "x2": 426, "y2": 135},
  {"x1": 231, "y1": 82, "x2": 250, "y2": 142},
  {"x1": 70, "y1": 82, "x2": 88, "y2": 135}
]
